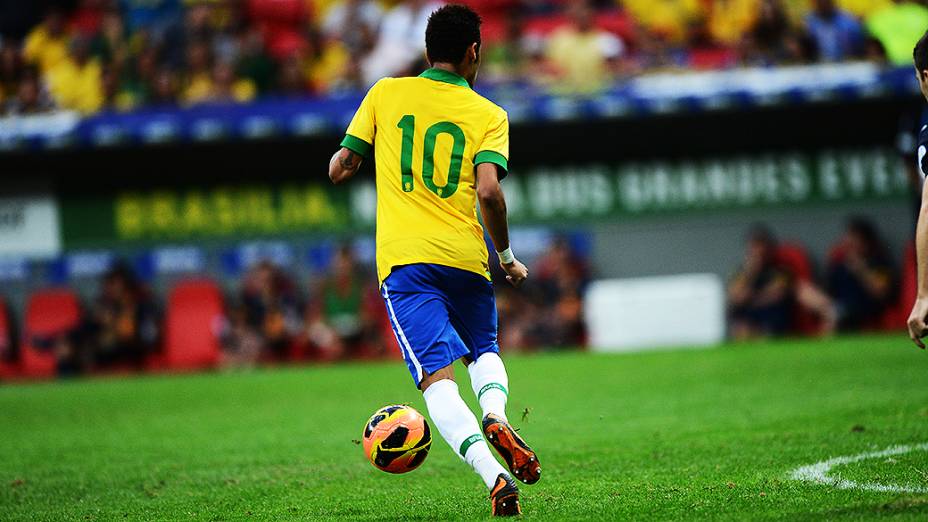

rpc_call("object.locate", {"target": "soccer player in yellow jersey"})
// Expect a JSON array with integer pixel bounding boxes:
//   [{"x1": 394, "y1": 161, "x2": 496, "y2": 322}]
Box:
[{"x1": 327, "y1": 4, "x2": 540, "y2": 517}]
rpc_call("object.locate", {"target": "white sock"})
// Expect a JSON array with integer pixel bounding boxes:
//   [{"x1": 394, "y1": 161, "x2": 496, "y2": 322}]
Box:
[
  {"x1": 423, "y1": 379, "x2": 508, "y2": 489},
  {"x1": 468, "y1": 352, "x2": 509, "y2": 423}
]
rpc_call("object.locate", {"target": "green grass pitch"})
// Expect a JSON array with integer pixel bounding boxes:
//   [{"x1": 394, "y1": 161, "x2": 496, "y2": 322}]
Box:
[{"x1": 2, "y1": 334, "x2": 928, "y2": 520}]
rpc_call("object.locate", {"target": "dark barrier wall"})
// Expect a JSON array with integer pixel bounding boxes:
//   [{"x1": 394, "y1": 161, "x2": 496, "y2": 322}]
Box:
[
  {"x1": 0, "y1": 96, "x2": 922, "y2": 254},
  {"x1": 5, "y1": 96, "x2": 920, "y2": 181}
]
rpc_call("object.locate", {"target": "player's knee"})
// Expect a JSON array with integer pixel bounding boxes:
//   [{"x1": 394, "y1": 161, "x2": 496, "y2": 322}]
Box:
[
  {"x1": 477, "y1": 352, "x2": 503, "y2": 364},
  {"x1": 420, "y1": 365, "x2": 456, "y2": 392},
  {"x1": 471, "y1": 351, "x2": 504, "y2": 371}
]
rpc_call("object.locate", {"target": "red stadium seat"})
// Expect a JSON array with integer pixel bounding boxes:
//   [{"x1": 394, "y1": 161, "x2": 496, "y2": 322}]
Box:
[
  {"x1": 246, "y1": 0, "x2": 310, "y2": 60},
  {"x1": 458, "y1": 0, "x2": 518, "y2": 13},
  {"x1": 164, "y1": 279, "x2": 224, "y2": 370},
  {"x1": 457, "y1": 0, "x2": 518, "y2": 42},
  {"x1": 21, "y1": 289, "x2": 82, "y2": 379},
  {"x1": 0, "y1": 299, "x2": 17, "y2": 379},
  {"x1": 247, "y1": 0, "x2": 308, "y2": 23},
  {"x1": 593, "y1": 10, "x2": 635, "y2": 44}
]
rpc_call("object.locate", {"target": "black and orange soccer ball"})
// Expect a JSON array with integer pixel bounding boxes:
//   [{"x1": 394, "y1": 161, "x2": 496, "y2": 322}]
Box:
[{"x1": 362, "y1": 405, "x2": 432, "y2": 473}]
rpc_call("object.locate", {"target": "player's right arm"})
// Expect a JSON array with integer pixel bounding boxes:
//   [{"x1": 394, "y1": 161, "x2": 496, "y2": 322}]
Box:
[
  {"x1": 475, "y1": 107, "x2": 527, "y2": 287},
  {"x1": 907, "y1": 178, "x2": 928, "y2": 348},
  {"x1": 328, "y1": 148, "x2": 362, "y2": 184},
  {"x1": 329, "y1": 80, "x2": 379, "y2": 185}
]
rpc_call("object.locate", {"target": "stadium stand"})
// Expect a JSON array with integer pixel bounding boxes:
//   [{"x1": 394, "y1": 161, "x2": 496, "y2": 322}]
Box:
[{"x1": 1, "y1": 0, "x2": 923, "y2": 118}]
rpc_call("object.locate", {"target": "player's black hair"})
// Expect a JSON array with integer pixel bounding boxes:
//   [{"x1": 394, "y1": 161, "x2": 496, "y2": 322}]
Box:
[
  {"x1": 425, "y1": 4, "x2": 482, "y2": 65},
  {"x1": 914, "y1": 29, "x2": 928, "y2": 72}
]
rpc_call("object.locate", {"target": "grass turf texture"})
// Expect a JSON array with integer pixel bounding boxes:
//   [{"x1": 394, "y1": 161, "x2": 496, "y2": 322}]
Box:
[{"x1": 1, "y1": 334, "x2": 927, "y2": 521}]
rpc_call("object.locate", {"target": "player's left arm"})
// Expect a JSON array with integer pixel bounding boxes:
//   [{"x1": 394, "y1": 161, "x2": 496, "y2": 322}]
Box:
[
  {"x1": 477, "y1": 164, "x2": 527, "y2": 287},
  {"x1": 329, "y1": 148, "x2": 363, "y2": 185}
]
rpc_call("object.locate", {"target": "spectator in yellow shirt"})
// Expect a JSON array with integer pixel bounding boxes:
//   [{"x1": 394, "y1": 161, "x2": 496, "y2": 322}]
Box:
[
  {"x1": 708, "y1": 0, "x2": 760, "y2": 46},
  {"x1": 621, "y1": 0, "x2": 706, "y2": 44},
  {"x1": 783, "y1": 0, "x2": 891, "y2": 19},
  {"x1": 544, "y1": 0, "x2": 625, "y2": 96},
  {"x1": 181, "y1": 40, "x2": 214, "y2": 104},
  {"x1": 23, "y1": 8, "x2": 70, "y2": 74},
  {"x1": 210, "y1": 61, "x2": 257, "y2": 103},
  {"x1": 46, "y1": 36, "x2": 104, "y2": 114},
  {"x1": 181, "y1": 40, "x2": 256, "y2": 105},
  {"x1": 304, "y1": 33, "x2": 352, "y2": 94},
  {"x1": 835, "y1": 0, "x2": 891, "y2": 17}
]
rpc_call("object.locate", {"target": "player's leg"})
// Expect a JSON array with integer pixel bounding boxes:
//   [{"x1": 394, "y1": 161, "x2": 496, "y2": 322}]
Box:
[
  {"x1": 444, "y1": 268, "x2": 541, "y2": 485},
  {"x1": 419, "y1": 367, "x2": 508, "y2": 490},
  {"x1": 419, "y1": 369, "x2": 517, "y2": 501},
  {"x1": 467, "y1": 352, "x2": 510, "y2": 422},
  {"x1": 420, "y1": 369, "x2": 519, "y2": 516},
  {"x1": 467, "y1": 354, "x2": 540, "y2": 486},
  {"x1": 382, "y1": 265, "x2": 521, "y2": 515}
]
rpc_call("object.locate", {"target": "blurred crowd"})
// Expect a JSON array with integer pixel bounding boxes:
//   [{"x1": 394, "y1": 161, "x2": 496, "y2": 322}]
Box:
[
  {"x1": 220, "y1": 246, "x2": 390, "y2": 365},
  {"x1": 0, "y1": 238, "x2": 587, "y2": 376},
  {"x1": 30, "y1": 263, "x2": 161, "y2": 376},
  {"x1": 1, "y1": 0, "x2": 926, "y2": 116},
  {"x1": 2, "y1": 217, "x2": 915, "y2": 374},
  {"x1": 495, "y1": 237, "x2": 588, "y2": 350},
  {"x1": 727, "y1": 217, "x2": 902, "y2": 340}
]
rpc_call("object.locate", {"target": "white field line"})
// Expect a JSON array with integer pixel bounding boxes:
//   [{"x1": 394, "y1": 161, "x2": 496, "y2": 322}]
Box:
[{"x1": 789, "y1": 443, "x2": 928, "y2": 494}]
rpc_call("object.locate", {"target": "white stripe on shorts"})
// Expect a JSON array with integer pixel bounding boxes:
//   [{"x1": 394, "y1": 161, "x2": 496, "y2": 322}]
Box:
[{"x1": 382, "y1": 283, "x2": 423, "y2": 383}]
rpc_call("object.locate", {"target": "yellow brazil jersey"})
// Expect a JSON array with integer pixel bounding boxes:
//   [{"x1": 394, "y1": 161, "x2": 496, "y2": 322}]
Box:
[{"x1": 340, "y1": 68, "x2": 509, "y2": 284}]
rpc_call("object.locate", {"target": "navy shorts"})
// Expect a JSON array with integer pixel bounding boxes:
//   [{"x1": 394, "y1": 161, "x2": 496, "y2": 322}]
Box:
[{"x1": 380, "y1": 263, "x2": 500, "y2": 387}]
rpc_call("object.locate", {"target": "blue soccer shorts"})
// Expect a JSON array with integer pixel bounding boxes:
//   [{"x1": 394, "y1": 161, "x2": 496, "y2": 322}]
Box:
[{"x1": 380, "y1": 263, "x2": 500, "y2": 388}]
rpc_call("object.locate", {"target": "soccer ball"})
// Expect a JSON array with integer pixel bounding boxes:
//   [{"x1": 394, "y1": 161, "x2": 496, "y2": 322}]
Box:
[{"x1": 362, "y1": 405, "x2": 432, "y2": 473}]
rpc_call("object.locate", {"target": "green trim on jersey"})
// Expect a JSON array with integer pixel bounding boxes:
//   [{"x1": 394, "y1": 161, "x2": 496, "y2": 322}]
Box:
[
  {"x1": 341, "y1": 134, "x2": 372, "y2": 158},
  {"x1": 459, "y1": 433, "x2": 484, "y2": 458},
  {"x1": 419, "y1": 68, "x2": 471, "y2": 89},
  {"x1": 474, "y1": 150, "x2": 509, "y2": 174}
]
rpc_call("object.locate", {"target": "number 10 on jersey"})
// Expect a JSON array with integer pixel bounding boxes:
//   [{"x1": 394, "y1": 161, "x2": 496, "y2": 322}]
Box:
[{"x1": 397, "y1": 115, "x2": 465, "y2": 199}]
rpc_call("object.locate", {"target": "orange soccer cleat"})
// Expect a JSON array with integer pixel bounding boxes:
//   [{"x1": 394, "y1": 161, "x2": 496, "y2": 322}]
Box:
[
  {"x1": 483, "y1": 413, "x2": 541, "y2": 485},
  {"x1": 490, "y1": 473, "x2": 521, "y2": 516}
]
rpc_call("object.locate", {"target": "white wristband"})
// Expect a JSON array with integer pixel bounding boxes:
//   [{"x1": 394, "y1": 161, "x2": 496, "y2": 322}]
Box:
[{"x1": 497, "y1": 247, "x2": 515, "y2": 264}]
